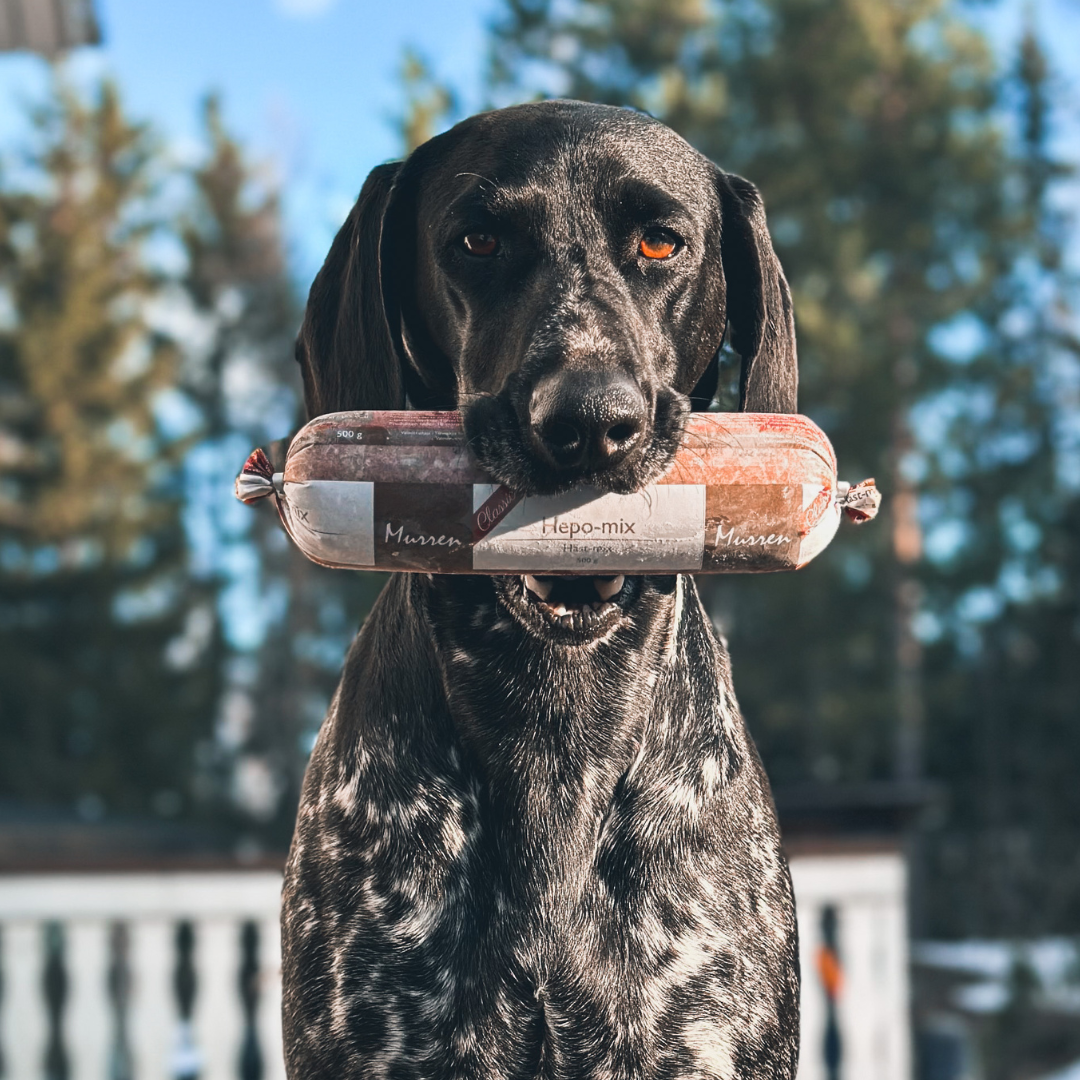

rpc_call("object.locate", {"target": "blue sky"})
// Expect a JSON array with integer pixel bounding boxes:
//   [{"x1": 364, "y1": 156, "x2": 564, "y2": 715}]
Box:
[
  {"x1": 0, "y1": 0, "x2": 500, "y2": 280},
  {"x1": 0, "y1": 0, "x2": 1078, "y2": 286}
]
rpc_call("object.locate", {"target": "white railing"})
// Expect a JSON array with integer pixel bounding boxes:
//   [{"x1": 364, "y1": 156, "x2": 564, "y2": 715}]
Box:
[
  {"x1": 0, "y1": 871, "x2": 284, "y2": 1080},
  {"x1": 0, "y1": 851, "x2": 909, "y2": 1080}
]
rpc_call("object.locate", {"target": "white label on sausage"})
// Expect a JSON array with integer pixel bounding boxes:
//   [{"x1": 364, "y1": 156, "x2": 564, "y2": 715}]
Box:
[
  {"x1": 282, "y1": 480, "x2": 375, "y2": 566},
  {"x1": 472, "y1": 484, "x2": 706, "y2": 572},
  {"x1": 796, "y1": 481, "x2": 840, "y2": 568}
]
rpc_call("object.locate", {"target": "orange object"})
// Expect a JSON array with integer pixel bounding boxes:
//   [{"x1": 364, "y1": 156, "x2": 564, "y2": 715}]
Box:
[
  {"x1": 816, "y1": 945, "x2": 844, "y2": 1000},
  {"x1": 236, "y1": 411, "x2": 880, "y2": 574}
]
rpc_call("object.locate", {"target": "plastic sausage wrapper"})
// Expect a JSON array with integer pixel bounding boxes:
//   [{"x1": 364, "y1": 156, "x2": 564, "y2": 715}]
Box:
[{"x1": 235, "y1": 411, "x2": 880, "y2": 574}]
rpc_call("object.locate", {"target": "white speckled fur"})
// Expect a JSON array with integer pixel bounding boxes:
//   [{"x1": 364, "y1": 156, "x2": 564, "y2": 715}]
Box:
[{"x1": 282, "y1": 573, "x2": 799, "y2": 1079}]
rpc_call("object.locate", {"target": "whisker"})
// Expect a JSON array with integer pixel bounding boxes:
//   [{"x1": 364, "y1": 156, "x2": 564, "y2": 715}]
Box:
[{"x1": 454, "y1": 172, "x2": 498, "y2": 191}]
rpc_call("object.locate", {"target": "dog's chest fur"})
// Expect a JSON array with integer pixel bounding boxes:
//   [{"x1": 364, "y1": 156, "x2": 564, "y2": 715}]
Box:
[{"x1": 282, "y1": 574, "x2": 799, "y2": 1080}]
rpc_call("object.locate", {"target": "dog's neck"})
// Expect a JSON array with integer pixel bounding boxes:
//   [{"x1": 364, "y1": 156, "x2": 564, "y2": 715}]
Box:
[{"x1": 419, "y1": 574, "x2": 699, "y2": 891}]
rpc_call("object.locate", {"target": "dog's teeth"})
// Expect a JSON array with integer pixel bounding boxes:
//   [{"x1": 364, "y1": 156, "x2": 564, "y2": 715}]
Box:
[
  {"x1": 552, "y1": 603, "x2": 568, "y2": 617},
  {"x1": 593, "y1": 575, "x2": 625, "y2": 601},
  {"x1": 524, "y1": 575, "x2": 553, "y2": 600}
]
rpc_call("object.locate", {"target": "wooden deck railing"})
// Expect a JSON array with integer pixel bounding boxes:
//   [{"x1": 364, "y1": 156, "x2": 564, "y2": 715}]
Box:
[
  {"x1": 0, "y1": 871, "x2": 284, "y2": 1080},
  {"x1": 0, "y1": 851, "x2": 909, "y2": 1080}
]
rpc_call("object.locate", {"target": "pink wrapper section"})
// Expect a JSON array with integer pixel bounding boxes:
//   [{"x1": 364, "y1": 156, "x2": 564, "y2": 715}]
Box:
[{"x1": 274, "y1": 412, "x2": 841, "y2": 574}]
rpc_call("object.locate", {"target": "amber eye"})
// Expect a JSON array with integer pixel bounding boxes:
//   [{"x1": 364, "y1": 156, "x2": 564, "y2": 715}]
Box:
[
  {"x1": 639, "y1": 231, "x2": 678, "y2": 259},
  {"x1": 462, "y1": 233, "x2": 499, "y2": 257}
]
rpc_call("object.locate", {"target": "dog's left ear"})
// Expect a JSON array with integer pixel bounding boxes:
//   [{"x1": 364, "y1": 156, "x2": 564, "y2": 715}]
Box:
[
  {"x1": 715, "y1": 170, "x2": 798, "y2": 414},
  {"x1": 295, "y1": 162, "x2": 406, "y2": 418}
]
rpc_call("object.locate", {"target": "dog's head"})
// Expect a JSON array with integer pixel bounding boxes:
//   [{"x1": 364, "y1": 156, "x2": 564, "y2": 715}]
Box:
[
  {"x1": 297, "y1": 100, "x2": 796, "y2": 493},
  {"x1": 296, "y1": 101, "x2": 796, "y2": 642}
]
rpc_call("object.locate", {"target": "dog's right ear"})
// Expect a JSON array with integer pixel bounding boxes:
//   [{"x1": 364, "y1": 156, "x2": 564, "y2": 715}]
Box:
[{"x1": 295, "y1": 162, "x2": 405, "y2": 418}]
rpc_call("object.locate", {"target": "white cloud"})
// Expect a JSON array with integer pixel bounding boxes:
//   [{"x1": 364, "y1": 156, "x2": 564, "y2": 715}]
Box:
[{"x1": 273, "y1": 0, "x2": 339, "y2": 17}]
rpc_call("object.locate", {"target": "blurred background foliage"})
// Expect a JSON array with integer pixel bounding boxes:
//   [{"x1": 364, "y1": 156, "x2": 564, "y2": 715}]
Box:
[
  {"x1": 484, "y1": 0, "x2": 1080, "y2": 939},
  {"x1": 1, "y1": 0, "x2": 1078, "y2": 947}
]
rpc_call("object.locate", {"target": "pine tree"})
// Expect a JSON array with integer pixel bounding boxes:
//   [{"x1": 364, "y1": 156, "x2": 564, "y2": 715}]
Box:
[
  {"x1": 0, "y1": 78, "x2": 219, "y2": 820},
  {"x1": 487, "y1": 0, "x2": 1079, "y2": 933},
  {"x1": 176, "y1": 95, "x2": 306, "y2": 844},
  {"x1": 397, "y1": 50, "x2": 458, "y2": 155},
  {"x1": 917, "y1": 25, "x2": 1080, "y2": 936},
  {"x1": 179, "y1": 97, "x2": 385, "y2": 848}
]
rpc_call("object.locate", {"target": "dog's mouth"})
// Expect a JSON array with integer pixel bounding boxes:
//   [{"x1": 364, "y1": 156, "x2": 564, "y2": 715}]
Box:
[{"x1": 497, "y1": 573, "x2": 639, "y2": 642}]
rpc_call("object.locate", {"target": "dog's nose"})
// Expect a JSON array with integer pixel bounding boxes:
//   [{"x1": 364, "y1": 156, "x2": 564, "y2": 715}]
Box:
[{"x1": 530, "y1": 373, "x2": 648, "y2": 472}]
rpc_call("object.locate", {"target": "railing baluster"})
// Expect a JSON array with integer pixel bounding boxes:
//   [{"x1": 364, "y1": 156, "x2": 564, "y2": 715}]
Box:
[
  {"x1": 256, "y1": 916, "x2": 284, "y2": 1080},
  {"x1": 67, "y1": 920, "x2": 111, "y2": 1080},
  {"x1": 795, "y1": 900, "x2": 823, "y2": 1080},
  {"x1": 43, "y1": 922, "x2": 69, "y2": 1080},
  {"x1": 238, "y1": 923, "x2": 261, "y2": 1080},
  {"x1": 129, "y1": 917, "x2": 173, "y2": 1080},
  {"x1": 107, "y1": 923, "x2": 133, "y2": 1080},
  {"x1": 171, "y1": 922, "x2": 200, "y2": 1080},
  {"x1": 194, "y1": 920, "x2": 243, "y2": 1080},
  {"x1": 817, "y1": 905, "x2": 842, "y2": 1080},
  {"x1": 2, "y1": 922, "x2": 47, "y2": 1079}
]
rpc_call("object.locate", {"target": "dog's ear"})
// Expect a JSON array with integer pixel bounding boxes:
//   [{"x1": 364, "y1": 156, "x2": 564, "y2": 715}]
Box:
[
  {"x1": 295, "y1": 162, "x2": 406, "y2": 418},
  {"x1": 717, "y1": 171, "x2": 798, "y2": 414}
]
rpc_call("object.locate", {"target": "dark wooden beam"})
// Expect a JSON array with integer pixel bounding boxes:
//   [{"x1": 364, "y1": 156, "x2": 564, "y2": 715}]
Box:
[{"x1": 0, "y1": 0, "x2": 100, "y2": 55}]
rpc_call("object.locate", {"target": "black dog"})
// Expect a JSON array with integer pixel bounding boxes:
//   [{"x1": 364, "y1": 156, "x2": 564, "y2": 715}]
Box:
[{"x1": 282, "y1": 100, "x2": 800, "y2": 1079}]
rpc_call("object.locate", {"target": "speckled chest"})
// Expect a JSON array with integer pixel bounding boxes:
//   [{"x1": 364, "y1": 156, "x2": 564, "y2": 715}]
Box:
[{"x1": 281, "y1": 576, "x2": 799, "y2": 1080}]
